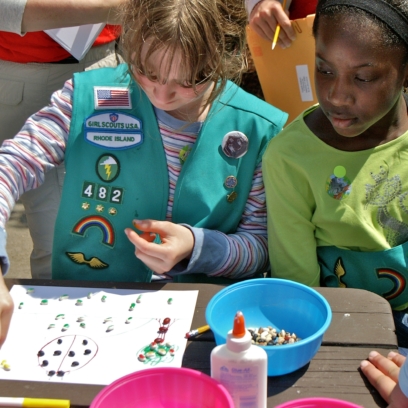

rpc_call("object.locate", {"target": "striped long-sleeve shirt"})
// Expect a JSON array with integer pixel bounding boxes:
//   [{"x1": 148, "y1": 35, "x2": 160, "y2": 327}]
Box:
[{"x1": 0, "y1": 79, "x2": 268, "y2": 279}]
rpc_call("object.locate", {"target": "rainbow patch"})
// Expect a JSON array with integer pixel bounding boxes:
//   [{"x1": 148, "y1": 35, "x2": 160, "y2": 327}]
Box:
[
  {"x1": 73, "y1": 216, "x2": 115, "y2": 247},
  {"x1": 376, "y1": 268, "x2": 406, "y2": 300}
]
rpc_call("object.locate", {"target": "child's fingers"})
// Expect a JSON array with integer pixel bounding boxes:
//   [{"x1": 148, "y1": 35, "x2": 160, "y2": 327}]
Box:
[
  {"x1": 360, "y1": 359, "x2": 396, "y2": 403},
  {"x1": 132, "y1": 219, "x2": 166, "y2": 236},
  {"x1": 387, "y1": 351, "x2": 406, "y2": 368},
  {"x1": 124, "y1": 228, "x2": 166, "y2": 270},
  {"x1": 138, "y1": 231, "x2": 157, "y2": 243},
  {"x1": 125, "y1": 228, "x2": 156, "y2": 247},
  {"x1": 125, "y1": 229, "x2": 164, "y2": 257},
  {"x1": 368, "y1": 351, "x2": 400, "y2": 382},
  {"x1": 126, "y1": 221, "x2": 193, "y2": 273}
]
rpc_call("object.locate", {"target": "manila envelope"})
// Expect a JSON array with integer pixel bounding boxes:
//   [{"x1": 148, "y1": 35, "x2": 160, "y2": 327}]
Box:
[{"x1": 247, "y1": 14, "x2": 317, "y2": 124}]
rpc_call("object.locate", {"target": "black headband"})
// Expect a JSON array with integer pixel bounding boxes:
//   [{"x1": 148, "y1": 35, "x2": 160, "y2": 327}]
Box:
[{"x1": 319, "y1": 0, "x2": 408, "y2": 46}]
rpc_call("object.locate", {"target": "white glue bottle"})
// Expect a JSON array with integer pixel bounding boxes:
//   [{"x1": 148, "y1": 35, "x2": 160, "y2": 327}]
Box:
[{"x1": 211, "y1": 311, "x2": 267, "y2": 408}]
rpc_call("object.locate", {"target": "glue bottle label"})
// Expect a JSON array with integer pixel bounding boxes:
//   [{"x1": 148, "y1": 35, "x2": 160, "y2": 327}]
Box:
[{"x1": 216, "y1": 364, "x2": 259, "y2": 407}]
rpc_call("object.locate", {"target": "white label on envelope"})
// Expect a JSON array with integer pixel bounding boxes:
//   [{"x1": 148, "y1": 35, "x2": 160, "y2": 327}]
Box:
[{"x1": 296, "y1": 64, "x2": 314, "y2": 102}]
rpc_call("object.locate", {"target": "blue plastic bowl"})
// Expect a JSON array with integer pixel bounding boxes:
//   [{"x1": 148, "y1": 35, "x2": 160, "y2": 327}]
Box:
[{"x1": 206, "y1": 278, "x2": 332, "y2": 376}]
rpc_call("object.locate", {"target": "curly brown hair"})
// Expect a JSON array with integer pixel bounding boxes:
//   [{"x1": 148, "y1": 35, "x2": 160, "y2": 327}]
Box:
[{"x1": 119, "y1": 0, "x2": 248, "y2": 107}]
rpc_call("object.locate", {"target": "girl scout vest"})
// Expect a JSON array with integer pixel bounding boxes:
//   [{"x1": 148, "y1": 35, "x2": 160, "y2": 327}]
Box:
[
  {"x1": 319, "y1": 245, "x2": 408, "y2": 310},
  {"x1": 52, "y1": 64, "x2": 286, "y2": 282}
]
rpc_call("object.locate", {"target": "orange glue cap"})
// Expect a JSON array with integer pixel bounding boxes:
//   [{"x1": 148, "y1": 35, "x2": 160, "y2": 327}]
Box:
[{"x1": 232, "y1": 311, "x2": 246, "y2": 338}]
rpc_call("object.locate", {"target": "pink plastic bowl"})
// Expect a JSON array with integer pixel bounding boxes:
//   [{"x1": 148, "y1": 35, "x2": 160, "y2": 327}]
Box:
[
  {"x1": 275, "y1": 397, "x2": 363, "y2": 407},
  {"x1": 90, "y1": 367, "x2": 234, "y2": 408}
]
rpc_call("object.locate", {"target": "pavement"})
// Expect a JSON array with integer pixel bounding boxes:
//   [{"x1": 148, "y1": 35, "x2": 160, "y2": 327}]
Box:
[{"x1": 5, "y1": 202, "x2": 32, "y2": 279}]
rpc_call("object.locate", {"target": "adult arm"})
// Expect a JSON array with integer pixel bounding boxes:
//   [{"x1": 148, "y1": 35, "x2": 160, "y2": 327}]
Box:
[
  {"x1": 1, "y1": 0, "x2": 26, "y2": 33},
  {"x1": 1, "y1": 0, "x2": 123, "y2": 34},
  {"x1": 22, "y1": 0, "x2": 124, "y2": 32},
  {"x1": 262, "y1": 140, "x2": 320, "y2": 286},
  {"x1": 125, "y1": 163, "x2": 269, "y2": 279}
]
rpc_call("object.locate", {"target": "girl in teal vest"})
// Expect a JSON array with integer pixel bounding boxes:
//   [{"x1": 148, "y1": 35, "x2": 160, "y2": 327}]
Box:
[
  {"x1": 0, "y1": 0, "x2": 287, "y2": 344},
  {"x1": 263, "y1": 0, "x2": 408, "y2": 349}
]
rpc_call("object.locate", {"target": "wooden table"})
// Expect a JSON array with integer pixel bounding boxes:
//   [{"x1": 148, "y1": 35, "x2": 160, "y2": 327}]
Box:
[{"x1": 2, "y1": 279, "x2": 398, "y2": 407}]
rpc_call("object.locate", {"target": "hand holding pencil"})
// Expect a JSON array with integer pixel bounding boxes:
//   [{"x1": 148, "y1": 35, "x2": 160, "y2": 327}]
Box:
[
  {"x1": 272, "y1": 0, "x2": 289, "y2": 49},
  {"x1": 248, "y1": 0, "x2": 295, "y2": 47}
]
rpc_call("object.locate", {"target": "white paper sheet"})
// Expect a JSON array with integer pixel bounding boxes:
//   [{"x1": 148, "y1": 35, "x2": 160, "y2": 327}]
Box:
[
  {"x1": 0, "y1": 285, "x2": 198, "y2": 385},
  {"x1": 44, "y1": 24, "x2": 105, "y2": 61}
]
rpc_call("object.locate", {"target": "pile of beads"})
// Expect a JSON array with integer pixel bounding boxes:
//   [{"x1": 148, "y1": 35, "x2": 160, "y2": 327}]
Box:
[
  {"x1": 138, "y1": 341, "x2": 175, "y2": 362},
  {"x1": 248, "y1": 327, "x2": 301, "y2": 346}
]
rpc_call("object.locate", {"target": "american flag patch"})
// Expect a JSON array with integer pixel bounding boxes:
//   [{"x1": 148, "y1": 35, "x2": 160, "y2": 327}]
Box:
[{"x1": 94, "y1": 87, "x2": 132, "y2": 109}]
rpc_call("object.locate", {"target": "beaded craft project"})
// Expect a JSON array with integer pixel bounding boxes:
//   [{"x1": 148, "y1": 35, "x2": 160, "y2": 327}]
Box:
[{"x1": 0, "y1": 285, "x2": 198, "y2": 386}]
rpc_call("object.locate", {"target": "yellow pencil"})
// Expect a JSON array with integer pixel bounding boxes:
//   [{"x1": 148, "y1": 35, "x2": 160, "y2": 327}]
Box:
[
  {"x1": 185, "y1": 325, "x2": 210, "y2": 338},
  {"x1": 0, "y1": 397, "x2": 70, "y2": 407},
  {"x1": 272, "y1": 0, "x2": 288, "y2": 50}
]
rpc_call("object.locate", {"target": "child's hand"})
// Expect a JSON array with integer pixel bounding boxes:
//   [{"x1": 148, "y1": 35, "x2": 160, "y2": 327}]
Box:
[
  {"x1": 249, "y1": 0, "x2": 296, "y2": 46},
  {"x1": 0, "y1": 275, "x2": 13, "y2": 346},
  {"x1": 360, "y1": 350, "x2": 407, "y2": 407},
  {"x1": 124, "y1": 219, "x2": 195, "y2": 274}
]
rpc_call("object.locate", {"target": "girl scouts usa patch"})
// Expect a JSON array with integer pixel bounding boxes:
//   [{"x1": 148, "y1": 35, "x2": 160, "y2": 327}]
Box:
[
  {"x1": 84, "y1": 112, "x2": 143, "y2": 149},
  {"x1": 326, "y1": 165, "x2": 352, "y2": 200}
]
